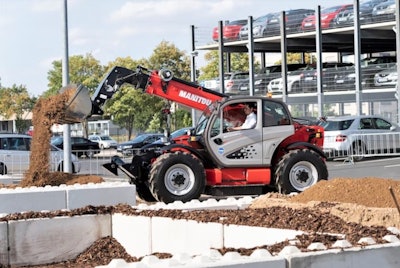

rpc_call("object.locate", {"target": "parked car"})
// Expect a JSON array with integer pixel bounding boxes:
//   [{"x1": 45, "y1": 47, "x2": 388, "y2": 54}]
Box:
[
  {"x1": 0, "y1": 134, "x2": 81, "y2": 175},
  {"x1": 267, "y1": 66, "x2": 314, "y2": 94},
  {"x1": 320, "y1": 115, "x2": 400, "y2": 161},
  {"x1": 141, "y1": 127, "x2": 194, "y2": 151},
  {"x1": 334, "y1": 56, "x2": 397, "y2": 90},
  {"x1": 372, "y1": 0, "x2": 396, "y2": 22},
  {"x1": 238, "y1": 13, "x2": 277, "y2": 40},
  {"x1": 333, "y1": 6, "x2": 354, "y2": 27},
  {"x1": 359, "y1": 0, "x2": 392, "y2": 23},
  {"x1": 88, "y1": 134, "x2": 118, "y2": 150},
  {"x1": 301, "y1": 4, "x2": 353, "y2": 31},
  {"x1": 254, "y1": 63, "x2": 309, "y2": 94},
  {"x1": 374, "y1": 65, "x2": 398, "y2": 87},
  {"x1": 117, "y1": 133, "x2": 164, "y2": 155},
  {"x1": 223, "y1": 71, "x2": 250, "y2": 95},
  {"x1": 266, "y1": 9, "x2": 314, "y2": 35},
  {"x1": 212, "y1": 19, "x2": 247, "y2": 42},
  {"x1": 51, "y1": 136, "x2": 100, "y2": 158},
  {"x1": 299, "y1": 62, "x2": 354, "y2": 92}
]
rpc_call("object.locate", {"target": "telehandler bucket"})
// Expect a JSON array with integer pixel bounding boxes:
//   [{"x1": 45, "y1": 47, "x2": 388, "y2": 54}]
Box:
[{"x1": 58, "y1": 84, "x2": 93, "y2": 124}]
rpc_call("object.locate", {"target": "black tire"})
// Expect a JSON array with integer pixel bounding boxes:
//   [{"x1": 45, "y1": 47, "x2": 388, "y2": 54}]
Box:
[
  {"x1": 350, "y1": 141, "x2": 366, "y2": 162},
  {"x1": 86, "y1": 147, "x2": 95, "y2": 158},
  {"x1": 136, "y1": 182, "x2": 157, "y2": 202},
  {"x1": 275, "y1": 149, "x2": 328, "y2": 194},
  {"x1": 291, "y1": 82, "x2": 301, "y2": 93},
  {"x1": 149, "y1": 152, "x2": 205, "y2": 203},
  {"x1": 0, "y1": 162, "x2": 7, "y2": 175},
  {"x1": 57, "y1": 162, "x2": 76, "y2": 173}
]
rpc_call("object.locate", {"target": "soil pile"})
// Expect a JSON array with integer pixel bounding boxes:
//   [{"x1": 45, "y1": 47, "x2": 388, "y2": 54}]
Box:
[{"x1": 18, "y1": 87, "x2": 104, "y2": 187}]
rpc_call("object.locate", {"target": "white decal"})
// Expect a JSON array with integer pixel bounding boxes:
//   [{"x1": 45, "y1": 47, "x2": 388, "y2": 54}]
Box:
[{"x1": 178, "y1": 90, "x2": 212, "y2": 105}]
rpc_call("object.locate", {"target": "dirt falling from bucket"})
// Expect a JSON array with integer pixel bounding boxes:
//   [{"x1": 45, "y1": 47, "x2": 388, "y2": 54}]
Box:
[{"x1": 20, "y1": 89, "x2": 73, "y2": 187}]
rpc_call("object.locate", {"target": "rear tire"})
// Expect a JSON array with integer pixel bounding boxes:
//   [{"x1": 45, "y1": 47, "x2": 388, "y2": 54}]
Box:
[
  {"x1": 86, "y1": 147, "x2": 95, "y2": 158},
  {"x1": 275, "y1": 149, "x2": 328, "y2": 194},
  {"x1": 149, "y1": 152, "x2": 205, "y2": 203},
  {"x1": 0, "y1": 162, "x2": 7, "y2": 175},
  {"x1": 350, "y1": 141, "x2": 366, "y2": 162}
]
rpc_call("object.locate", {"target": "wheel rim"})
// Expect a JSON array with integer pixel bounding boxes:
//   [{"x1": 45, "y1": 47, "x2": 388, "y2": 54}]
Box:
[
  {"x1": 289, "y1": 160, "x2": 318, "y2": 191},
  {"x1": 164, "y1": 163, "x2": 195, "y2": 196}
]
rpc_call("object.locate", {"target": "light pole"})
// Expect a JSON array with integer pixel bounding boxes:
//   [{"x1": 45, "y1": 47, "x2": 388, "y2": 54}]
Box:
[{"x1": 62, "y1": 0, "x2": 72, "y2": 173}]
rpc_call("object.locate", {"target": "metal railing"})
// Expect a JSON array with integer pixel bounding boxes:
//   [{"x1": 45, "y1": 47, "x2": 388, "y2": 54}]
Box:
[{"x1": 324, "y1": 132, "x2": 400, "y2": 162}]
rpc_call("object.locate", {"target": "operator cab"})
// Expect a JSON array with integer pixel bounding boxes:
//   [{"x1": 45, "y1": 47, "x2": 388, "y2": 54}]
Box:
[{"x1": 194, "y1": 97, "x2": 295, "y2": 168}]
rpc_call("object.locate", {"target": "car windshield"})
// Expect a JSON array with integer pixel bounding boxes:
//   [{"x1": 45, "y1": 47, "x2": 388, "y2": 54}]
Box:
[
  {"x1": 322, "y1": 5, "x2": 342, "y2": 14},
  {"x1": 323, "y1": 119, "x2": 354, "y2": 131},
  {"x1": 100, "y1": 135, "x2": 112, "y2": 140},
  {"x1": 51, "y1": 136, "x2": 63, "y2": 145}
]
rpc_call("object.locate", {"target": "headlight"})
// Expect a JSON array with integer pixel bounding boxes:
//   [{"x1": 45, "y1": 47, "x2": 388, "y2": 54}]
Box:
[{"x1": 123, "y1": 145, "x2": 133, "y2": 149}]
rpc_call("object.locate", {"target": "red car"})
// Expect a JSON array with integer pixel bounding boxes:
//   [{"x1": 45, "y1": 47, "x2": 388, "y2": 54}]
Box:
[
  {"x1": 212, "y1": 19, "x2": 247, "y2": 42},
  {"x1": 301, "y1": 4, "x2": 353, "y2": 31}
]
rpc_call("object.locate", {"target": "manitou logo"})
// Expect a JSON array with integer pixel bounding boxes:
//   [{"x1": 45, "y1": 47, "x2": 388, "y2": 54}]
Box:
[{"x1": 178, "y1": 90, "x2": 212, "y2": 105}]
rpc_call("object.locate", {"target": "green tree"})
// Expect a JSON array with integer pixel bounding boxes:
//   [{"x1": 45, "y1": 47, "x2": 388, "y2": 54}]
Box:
[
  {"x1": 45, "y1": 53, "x2": 104, "y2": 97},
  {"x1": 0, "y1": 85, "x2": 36, "y2": 133},
  {"x1": 147, "y1": 40, "x2": 191, "y2": 81},
  {"x1": 147, "y1": 114, "x2": 162, "y2": 133},
  {"x1": 104, "y1": 42, "x2": 192, "y2": 137},
  {"x1": 274, "y1": 53, "x2": 316, "y2": 65},
  {"x1": 198, "y1": 50, "x2": 259, "y2": 81}
]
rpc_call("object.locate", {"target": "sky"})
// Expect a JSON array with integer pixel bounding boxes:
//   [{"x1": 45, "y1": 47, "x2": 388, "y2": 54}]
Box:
[{"x1": 0, "y1": 0, "x2": 351, "y2": 97}]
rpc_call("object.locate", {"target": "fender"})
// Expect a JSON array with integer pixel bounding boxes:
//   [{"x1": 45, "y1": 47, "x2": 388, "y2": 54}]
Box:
[
  {"x1": 286, "y1": 141, "x2": 327, "y2": 159},
  {"x1": 159, "y1": 143, "x2": 211, "y2": 166}
]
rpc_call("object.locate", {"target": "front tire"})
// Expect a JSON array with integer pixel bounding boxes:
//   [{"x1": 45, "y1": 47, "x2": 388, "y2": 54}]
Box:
[
  {"x1": 275, "y1": 149, "x2": 328, "y2": 194},
  {"x1": 149, "y1": 152, "x2": 205, "y2": 203}
]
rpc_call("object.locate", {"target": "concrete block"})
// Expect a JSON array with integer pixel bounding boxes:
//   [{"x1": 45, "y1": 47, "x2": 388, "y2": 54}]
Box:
[
  {"x1": 0, "y1": 221, "x2": 8, "y2": 267},
  {"x1": 112, "y1": 214, "x2": 152, "y2": 258},
  {"x1": 224, "y1": 224, "x2": 303, "y2": 249},
  {"x1": 288, "y1": 243, "x2": 400, "y2": 268},
  {"x1": 0, "y1": 175, "x2": 14, "y2": 185},
  {"x1": 66, "y1": 182, "x2": 136, "y2": 209},
  {"x1": 8, "y1": 214, "x2": 111, "y2": 266},
  {"x1": 0, "y1": 186, "x2": 66, "y2": 213},
  {"x1": 151, "y1": 216, "x2": 224, "y2": 256}
]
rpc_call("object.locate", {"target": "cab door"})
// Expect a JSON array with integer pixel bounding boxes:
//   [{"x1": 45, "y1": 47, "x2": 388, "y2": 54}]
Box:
[{"x1": 205, "y1": 99, "x2": 294, "y2": 167}]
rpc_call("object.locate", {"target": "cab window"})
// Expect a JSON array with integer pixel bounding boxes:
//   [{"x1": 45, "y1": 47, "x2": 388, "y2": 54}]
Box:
[{"x1": 262, "y1": 100, "x2": 290, "y2": 127}]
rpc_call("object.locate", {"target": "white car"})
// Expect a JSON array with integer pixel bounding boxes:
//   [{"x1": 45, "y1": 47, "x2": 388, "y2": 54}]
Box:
[
  {"x1": 320, "y1": 115, "x2": 400, "y2": 161},
  {"x1": 267, "y1": 72, "x2": 305, "y2": 94},
  {"x1": 0, "y1": 134, "x2": 81, "y2": 175},
  {"x1": 88, "y1": 134, "x2": 118, "y2": 150},
  {"x1": 374, "y1": 65, "x2": 397, "y2": 87}
]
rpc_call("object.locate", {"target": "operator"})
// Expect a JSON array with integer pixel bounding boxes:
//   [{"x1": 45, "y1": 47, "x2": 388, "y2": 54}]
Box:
[{"x1": 227, "y1": 103, "x2": 257, "y2": 131}]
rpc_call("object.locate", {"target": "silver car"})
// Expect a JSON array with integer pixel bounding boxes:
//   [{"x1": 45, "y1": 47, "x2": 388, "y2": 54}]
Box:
[
  {"x1": 0, "y1": 134, "x2": 81, "y2": 175},
  {"x1": 374, "y1": 65, "x2": 397, "y2": 87},
  {"x1": 320, "y1": 115, "x2": 400, "y2": 161},
  {"x1": 88, "y1": 134, "x2": 118, "y2": 149}
]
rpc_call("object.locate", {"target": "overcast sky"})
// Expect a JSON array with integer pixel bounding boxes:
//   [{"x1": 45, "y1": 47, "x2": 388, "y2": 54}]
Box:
[{"x1": 0, "y1": 0, "x2": 351, "y2": 97}]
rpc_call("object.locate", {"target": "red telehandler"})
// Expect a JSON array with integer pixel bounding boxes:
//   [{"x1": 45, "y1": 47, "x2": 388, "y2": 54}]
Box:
[{"x1": 61, "y1": 65, "x2": 328, "y2": 203}]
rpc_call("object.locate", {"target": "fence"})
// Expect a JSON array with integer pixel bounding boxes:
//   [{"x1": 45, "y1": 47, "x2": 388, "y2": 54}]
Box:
[
  {"x1": 0, "y1": 149, "x2": 134, "y2": 182},
  {"x1": 324, "y1": 132, "x2": 400, "y2": 162}
]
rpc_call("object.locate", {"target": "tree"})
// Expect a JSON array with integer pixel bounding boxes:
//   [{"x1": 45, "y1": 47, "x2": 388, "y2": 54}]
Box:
[
  {"x1": 104, "y1": 42, "x2": 192, "y2": 138},
  {"x1": 274, "y1": 53, "x2": 316, "y2": 65},
  {"x1": 198, "y1": 50, "x2": 259, "y2": 81},
  {"x1": 0, "y1": 85, "x2": 36, "y2": 133},
  {"x1": 147, "y1": 41, "x2": 191, "y2": 81},
  {"x1": 45, "y1": 53, "x2": 104, "y2": 97}
]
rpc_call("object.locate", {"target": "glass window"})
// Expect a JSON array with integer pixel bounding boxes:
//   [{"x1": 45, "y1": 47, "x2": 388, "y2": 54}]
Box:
[
  {"x1": 262, "y1": 100, "x2": 290, "y2": 127},
  {"x1": 375, "y1": 118, "x2": 391, "y2": 130}
]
